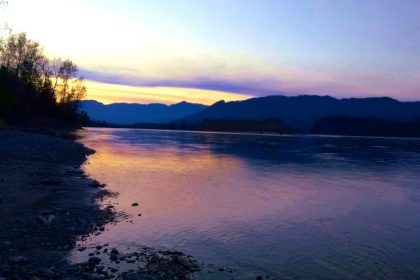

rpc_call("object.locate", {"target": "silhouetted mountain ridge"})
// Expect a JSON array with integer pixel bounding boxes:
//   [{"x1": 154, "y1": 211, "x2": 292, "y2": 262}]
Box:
[
  {"x1": 80, "y1": 100, "x2": 207, "y2": 124},
  {"x1": 180, "y1": 95, "x2": 420, "y2": 132}
]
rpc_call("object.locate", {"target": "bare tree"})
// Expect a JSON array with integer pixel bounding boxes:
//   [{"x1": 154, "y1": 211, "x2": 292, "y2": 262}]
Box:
[
  {"x1": 51, "y1": 59, "x2": 86, "y2": 104},
  {"x1": 37, "y1": 56, "x2": 53, "y2": 93},
  {"x1": 49, "y1": 57, "x2": 62, "y2": 91}
]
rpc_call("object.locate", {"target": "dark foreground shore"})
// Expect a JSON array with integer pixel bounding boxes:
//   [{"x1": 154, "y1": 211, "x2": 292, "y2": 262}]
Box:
[
  {"x1": 0, "y1": 129, "x2": 114, "y2": 279},
  {"x1": 0, "y1": 129, "x2": 200, "y2": 280}
]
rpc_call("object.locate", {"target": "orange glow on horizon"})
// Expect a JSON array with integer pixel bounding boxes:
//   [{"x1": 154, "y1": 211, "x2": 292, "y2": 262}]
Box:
[{"x1": 84, "y1": 80, "x2": 251, "y2": 105}]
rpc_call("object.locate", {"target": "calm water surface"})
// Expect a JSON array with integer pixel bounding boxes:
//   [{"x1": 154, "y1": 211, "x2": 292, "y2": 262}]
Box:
[{"x1": 72, "y1": 128, "x2": 420, "y2": 279}]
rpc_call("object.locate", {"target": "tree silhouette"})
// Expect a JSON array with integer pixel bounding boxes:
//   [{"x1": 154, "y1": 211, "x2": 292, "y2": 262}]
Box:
[
  {"x1": 54, "y1": 59, "x2": 86, "y2": 104},
  {"x1": 0, "y1": 32, "x2": 86, "y2": 124}
]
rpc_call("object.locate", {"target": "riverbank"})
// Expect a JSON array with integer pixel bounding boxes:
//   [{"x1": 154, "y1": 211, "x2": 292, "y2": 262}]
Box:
[
  {"x1": 0, "y1": 129, "x2": 115, "y2": 279},
  {"x1": 0, "y1": 129, "x2": 201, "y2": 280}
]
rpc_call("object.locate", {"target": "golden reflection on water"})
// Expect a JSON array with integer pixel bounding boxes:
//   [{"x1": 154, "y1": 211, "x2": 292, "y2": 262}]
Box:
[
  {"x1": 80, "y1": 129, "x2": 413, "y2": 238},
  {"x1": 73, "y1": 128, "x2": 420, "y2": 279},
  {"x1": 84, "y1": 140, "x2": 307, "y2": 228}
]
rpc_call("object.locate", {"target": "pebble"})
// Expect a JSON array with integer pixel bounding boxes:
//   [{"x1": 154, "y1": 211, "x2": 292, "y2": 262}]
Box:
[
  {"x1": 88, "y1": 256, "x2": 102, "y2": 266},
  {"x1": 110, "y1": 249, "x2": 119, "y2": 262},
  {"x1": 131, "y1": 202, "x2": 139, "y2": 207},
  {"x1": 111, "y1": 248, "x2": 119, "y2": 254}
]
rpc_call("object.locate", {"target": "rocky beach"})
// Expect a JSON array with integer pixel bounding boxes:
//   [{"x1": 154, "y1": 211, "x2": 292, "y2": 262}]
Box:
[{"x1": 0, "y1": 129, "x2": 200, "y2": 280}]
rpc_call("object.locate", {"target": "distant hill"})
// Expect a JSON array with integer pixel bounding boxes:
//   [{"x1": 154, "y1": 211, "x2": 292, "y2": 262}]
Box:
[
  {"x1": 80, "y1": 100, "x2": 207, "y2": 125},
  {"x1": 180, "y1": 95, "x2": 420, "y2": 132},
  {"x1": 312, "y1": 116, "x2": 420, "y2": 138}
]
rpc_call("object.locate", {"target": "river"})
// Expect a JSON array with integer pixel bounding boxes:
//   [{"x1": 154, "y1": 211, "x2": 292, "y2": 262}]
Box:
[{"x1": 71, "y1": 128, "x2": 420, "y2": 280}]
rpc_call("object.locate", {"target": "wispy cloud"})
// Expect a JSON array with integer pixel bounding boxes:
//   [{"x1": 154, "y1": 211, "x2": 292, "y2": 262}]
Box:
[
  {"x1": 80, "y1": 55, "x2": 420, "y2": 102},
  {"x1": 7, "y1": 0, "x2": 420, "y2": 103}
]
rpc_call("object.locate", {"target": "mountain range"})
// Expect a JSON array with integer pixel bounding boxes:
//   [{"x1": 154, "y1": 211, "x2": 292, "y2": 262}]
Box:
[
  {"x1": 180, "y1": 95, "x2": 420, "y2": 132},
  {"x1": 80, "y1": 95, "x2": 420, "y2": 136},
  {"x1": 80, "y1": 100, "x2": 206, "y2": 124}
]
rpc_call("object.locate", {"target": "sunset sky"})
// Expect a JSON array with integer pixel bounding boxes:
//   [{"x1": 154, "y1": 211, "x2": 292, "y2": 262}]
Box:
[{"x1": 2, "y1": 0, "x2": 419, "y2": 104}]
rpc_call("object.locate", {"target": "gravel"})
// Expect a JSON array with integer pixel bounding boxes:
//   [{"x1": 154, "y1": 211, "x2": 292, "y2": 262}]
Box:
[{"x1": 0, "y1": 129, "x2": 93, "y2": 163}]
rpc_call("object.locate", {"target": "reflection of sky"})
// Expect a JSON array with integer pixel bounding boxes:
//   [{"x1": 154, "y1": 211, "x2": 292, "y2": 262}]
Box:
[
  {"x1": 4, "y1": 0, "x2": 420, "y2": 104},
  {"x1": 72, "y1": 128, "x2": 420, "y2": 278}
]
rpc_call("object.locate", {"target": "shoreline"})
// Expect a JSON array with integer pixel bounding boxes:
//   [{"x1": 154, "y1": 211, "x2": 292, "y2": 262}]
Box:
[
  {"x1": 0, "y1": 128, "x2": 115, "y2": 279},
  {"x1": 0, "y1": 128, "x2": 200, "y2": 280}
]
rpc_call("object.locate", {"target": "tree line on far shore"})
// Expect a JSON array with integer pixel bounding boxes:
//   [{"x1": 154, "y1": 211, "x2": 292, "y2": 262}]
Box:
[{"x1": 0, "y1": 32, "x2": 88, "y2": 126}]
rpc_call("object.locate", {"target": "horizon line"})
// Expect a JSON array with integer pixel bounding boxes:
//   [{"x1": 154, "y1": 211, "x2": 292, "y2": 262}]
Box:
[{"x1": 82, "y1": 93, "x2": 419, "y2": 107}]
